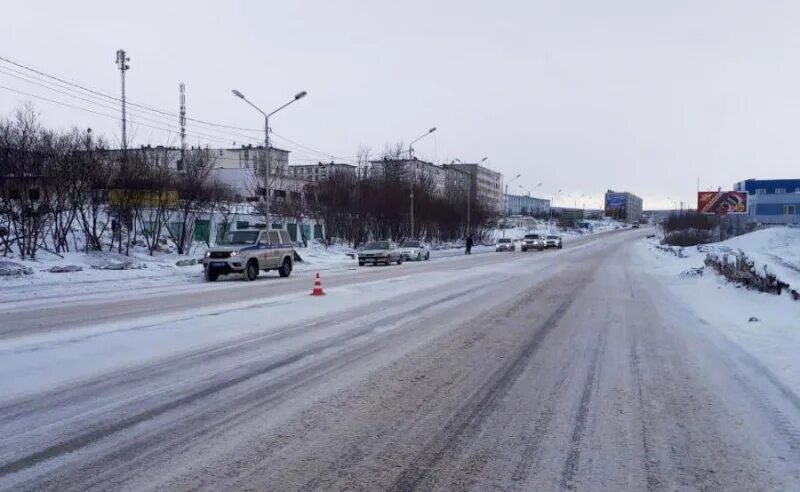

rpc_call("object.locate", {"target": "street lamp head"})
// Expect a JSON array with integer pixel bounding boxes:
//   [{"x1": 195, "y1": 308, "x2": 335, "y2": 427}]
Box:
[
  {"x1": 294, "y1": 90, "x2": 308, "y2": 100},
  {"x1": 429, "y1": 127, "x2": 437, "y2": 133},
  {"x1": 515, "y1": 173, "x2": 521, "y2": 178},
  {"x1": 232, "y1": 89, "x2": 245, "y2": 99},
  {"x1": 480, "y1": 156, "x2": 488, "y2": 162}
]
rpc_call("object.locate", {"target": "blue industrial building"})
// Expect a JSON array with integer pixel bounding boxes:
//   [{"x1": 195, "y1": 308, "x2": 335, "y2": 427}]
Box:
[{"x1": 733, "y1": 178, "x2": 800, "y2": 224}]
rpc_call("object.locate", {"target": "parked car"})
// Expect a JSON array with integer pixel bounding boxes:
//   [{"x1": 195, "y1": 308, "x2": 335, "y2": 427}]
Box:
[
  {"x1": 545, "y1": 235, "x2": 563, "y2": 249},
  {"x1": 358, "y1": 240, "x2": 404, "y2": 266},
  {"x1": 521, "y1": 234, "x2": 545, "y2": 252},
  {"x1": 632, "y1": 221, "x2": 640, "y2": 228},
  {"x1": 495, "y1": 237, "x2": 515, "y2": 252},
  {"x1": 399, "y1": 240, "x2": 430, "y2": 261},
  {"x1": 203, "y1": 229, "x2": 294, "y2": 281}
]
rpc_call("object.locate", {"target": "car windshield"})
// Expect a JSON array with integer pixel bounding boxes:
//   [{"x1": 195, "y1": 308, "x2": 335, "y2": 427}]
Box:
[
  {"x1": 547, "y1": 235, "x2": 559, "y2": 240},
  {"x1": 365, "y1": 241, "x2": 390, "y2": 250},
  {"x1": 402, "y1": 241, "x2": 420, "y2": 247},
  {"x1": 524, "y1": 234, "x2": 540, "y2": 239},
  {"x1": 219, "y1": 231, "x2": 259, "y2": 245},
  {"x1": 498, "y1": 238, "x2": 511, "y2": 243}
]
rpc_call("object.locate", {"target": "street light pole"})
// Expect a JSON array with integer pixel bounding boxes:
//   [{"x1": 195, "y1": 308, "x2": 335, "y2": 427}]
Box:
[
  {"x1": 407, "y1": 127, "x2": 436, "y2": 238},
  {"x1": 232, "y1": 89, "x2": 307, "y2": 227}
]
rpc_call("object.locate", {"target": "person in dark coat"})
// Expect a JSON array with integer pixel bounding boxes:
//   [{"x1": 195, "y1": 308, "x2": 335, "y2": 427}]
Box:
[{"x1": 465, "y1": 235, "x2": 474, "y2": 255}]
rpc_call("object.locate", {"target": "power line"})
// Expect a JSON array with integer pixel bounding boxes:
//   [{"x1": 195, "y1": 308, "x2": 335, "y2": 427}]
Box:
[
  {"x1": 0, "y1": 84, "x2": 236, "y2": 146},
  {"x1": 0, "y1": 67, "x2": 263, "y2": 146},
  {"x1": 0, "y1": 54, "x2": 367, "y2": 159},
  {"x1": 0, "y1": 55, "x2": 264, "y2": 133}
]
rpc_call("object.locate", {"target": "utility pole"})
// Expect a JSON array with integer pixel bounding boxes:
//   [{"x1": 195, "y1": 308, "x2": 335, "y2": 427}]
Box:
[
  {"x1": 410, "y1": 176, "x2": 415, "y2": 238},
  {"x1": 179, "y1": 82, "x2": 186, "y2": 170},
  {"x1": 265, "y1": 114, "x2": 271, "y2": 225},
  {"x1": 115, "y1": 50, "x2": 130, "y2": 156},
  {"x1": 231, "y1": 89, "x2": 306, "y2": 230},
  {"x1": 406, "y1": 128, "x2": 436, "y2": 238},
  {"x1": 466, "y1": 174, "x2": 471, "y2": 235}
]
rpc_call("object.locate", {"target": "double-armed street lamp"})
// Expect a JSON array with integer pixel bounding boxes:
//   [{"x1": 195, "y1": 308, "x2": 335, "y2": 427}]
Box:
[{"x1": 232, "y1": 89, "x2": 307, "y2": 223}]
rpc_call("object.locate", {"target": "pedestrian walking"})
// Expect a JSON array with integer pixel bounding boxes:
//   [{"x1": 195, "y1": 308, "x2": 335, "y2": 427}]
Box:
[{"x1": 465, "y1": 235, "x2": 473, "y2": 255}]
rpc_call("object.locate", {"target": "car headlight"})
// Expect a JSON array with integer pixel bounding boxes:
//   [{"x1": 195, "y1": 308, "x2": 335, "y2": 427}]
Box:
[
  {"x1": 205, "y1": 251, "x2": 211, "y2": 258},
  {"x1": 230, "y1": 251, "x2": 239, "y2": 256}
]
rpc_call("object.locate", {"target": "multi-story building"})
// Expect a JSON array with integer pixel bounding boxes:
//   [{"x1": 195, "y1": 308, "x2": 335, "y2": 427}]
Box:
[
  {"x1": 604, "y1": 190, "x2": 643, "y2": 222},
  {"x1": 733, "y1": 178, "x2": 800, "y2": 224},
  {"x1": 443, "y1": 163, "x2": 504, "y2": 214},
  {"x1": 503, "y1": 193, "x2": 551, "y2": 216},
  {"x1": 106, "y1": 145, "x2": 290, "y2": 175},
  {"x1": 369, "y1": 158, "x2": 446, "y2": 195},
  {"x1": 211, "y1": 145, "x2": 290, "y2": 176},
  {"x1": 288, "y1": 162, "x2": 358, "y2": 182},
  {"x1": 443, "y1": 166, "x2": 471, "y2": 196}
]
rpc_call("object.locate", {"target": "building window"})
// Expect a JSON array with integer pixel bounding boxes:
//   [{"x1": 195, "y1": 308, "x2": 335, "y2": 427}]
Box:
[
  {"x1": 785, "y1": 205, "x2": 797, "y2": 215},
  {"x1": 775, "y1": 188, "x2": 786, "y2": 195},
  {"x1": 756, "y1": 188, "x2": 767, "y2": 195}
]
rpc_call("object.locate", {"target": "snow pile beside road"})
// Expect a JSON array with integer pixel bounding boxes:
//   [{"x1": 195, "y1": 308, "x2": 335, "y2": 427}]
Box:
[
  {"x1": 489, "y1": 218, "x2": 628, "y2": 242},
  {"x1": 637, "y1": 235, "x2": 800, "y2": 396},
  {"x1": 0, "y1": 250, "x2": 204, "y2": 302},
  {"x1": 294, "y1": 241, "x2": 357, "y2": 271},
  {"x1": 700, "y1": 227, "x2": 800, "y2": 291},
  {"x1": 647, "y1": 226, "x2": 800, "y2": 295}
]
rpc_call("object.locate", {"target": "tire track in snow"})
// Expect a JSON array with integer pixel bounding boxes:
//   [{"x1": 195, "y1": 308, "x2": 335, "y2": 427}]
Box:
[
  {"x1": 388, "y1": 291, "x2": 578, "y2": 492},
  {"x1": 0, "y1": 280, "x2": 490, "y2": 479},
  {"x1": 558, "y1": 320, "x2": 607, "y2": 491}
]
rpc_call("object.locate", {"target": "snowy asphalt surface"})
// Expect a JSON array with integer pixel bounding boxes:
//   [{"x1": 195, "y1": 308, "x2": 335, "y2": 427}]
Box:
[{"x1": 2, "y1": 229, "x2": 800, "y2": 490}]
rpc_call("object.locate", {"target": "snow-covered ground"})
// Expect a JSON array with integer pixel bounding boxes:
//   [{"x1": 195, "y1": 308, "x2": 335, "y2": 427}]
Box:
[
  {"x1": 638, "y1": 226, "x2": 800, "y2": 395},
  {"x1": 0, "y1": 241, "x2": 499, "y2": 305},
  {"x1": 0, "y1": 250, "x2": 554, "y2": 399},
  {"x1": 488, "y1": 218, "x2": 629, "y2": 242}
]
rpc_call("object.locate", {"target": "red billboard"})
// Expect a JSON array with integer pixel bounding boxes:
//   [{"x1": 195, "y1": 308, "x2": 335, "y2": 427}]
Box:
[{"x1": 697, "y1": 191, "x2": 748, "y2": 215}]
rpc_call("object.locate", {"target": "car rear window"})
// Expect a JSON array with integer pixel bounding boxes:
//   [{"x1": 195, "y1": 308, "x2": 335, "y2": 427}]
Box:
[
  {"x1": 366, "y1": 241, "x2": 390, "y2": 249},
  {"x1": 498, "y1": 238, "x2": 511, "y2": 243},
  {"x1": 524, "y1": 234, "x2": 540, "y2": 239},
  {"x1": 547, "y1": 235, "x2": 559, "y2": 239},
  {"x1": 402, "y1": 241, "x2": 420, "y2": 247}
]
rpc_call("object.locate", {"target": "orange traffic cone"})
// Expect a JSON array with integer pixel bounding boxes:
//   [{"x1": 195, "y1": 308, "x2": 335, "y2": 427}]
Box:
[{"x1": 310, "y1": 272, "x2": 326, "y2": 296}]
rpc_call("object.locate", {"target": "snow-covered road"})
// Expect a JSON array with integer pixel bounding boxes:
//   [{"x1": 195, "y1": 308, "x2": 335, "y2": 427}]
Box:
[{"x1": 2, "y1": 228, "x2": 800, "y2": 490}]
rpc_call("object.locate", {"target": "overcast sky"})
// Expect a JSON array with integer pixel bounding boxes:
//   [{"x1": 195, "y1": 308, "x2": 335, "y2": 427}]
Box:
[{"x1": 2, "y1": 0, "x2": 799, "y2": 209}]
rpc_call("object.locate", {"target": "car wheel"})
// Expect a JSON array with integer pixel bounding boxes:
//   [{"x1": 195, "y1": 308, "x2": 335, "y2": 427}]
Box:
[
  {"x1": 558, "y1": 244, "x2": 563, "y2": 249},
  {"x1": 278, "y1": 258, "x2": 292, "y2": 277},
  {"x1": 425, "y1": 252, "x2": 430, "y2": 260},
  {"x1": 359, "y1": 261, "x2": 365, "y2": 266},
  {"x1": 205, "y1": 270, "x2": 218, "y2": 282},
  {"x1": 397, "y1": 256, "x2": 403, "y2": 265},
  {"x1": 416, "y1": 253, "x2": 422, "y2": 261},
  {"x1": 245, "y1": 260, "x2": 259, "y2": 281}
]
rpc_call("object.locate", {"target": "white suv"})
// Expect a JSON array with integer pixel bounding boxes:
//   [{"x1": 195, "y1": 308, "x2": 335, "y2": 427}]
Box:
[{"x1": 203, "y1": 229, "x2": 294, "y2": 281}]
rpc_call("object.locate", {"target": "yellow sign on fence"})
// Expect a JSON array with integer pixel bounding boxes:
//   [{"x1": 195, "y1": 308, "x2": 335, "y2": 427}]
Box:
[{"x1": 109, "y1": 189, "x2": 179, "y2": 207}]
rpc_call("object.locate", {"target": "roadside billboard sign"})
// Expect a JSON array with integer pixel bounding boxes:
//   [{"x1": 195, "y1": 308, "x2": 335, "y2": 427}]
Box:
[
  {"x1": 605, "y1": 193, "x2": 626, "y2": 211},
  {"x1": 697, "y1": 191, "x2": 747, "y2": 215}
]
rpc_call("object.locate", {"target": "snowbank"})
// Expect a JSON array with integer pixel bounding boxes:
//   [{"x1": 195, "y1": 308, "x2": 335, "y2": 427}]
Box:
[
  {"x1": 637, "y1": 229, "x2": 800, "y2": 396},
  {"x1": 488, "y1": 218, "x2": 629, "y2": 242},
  {"x1": 647, "y1": 226, "x2": 800, "y2": 294}
]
